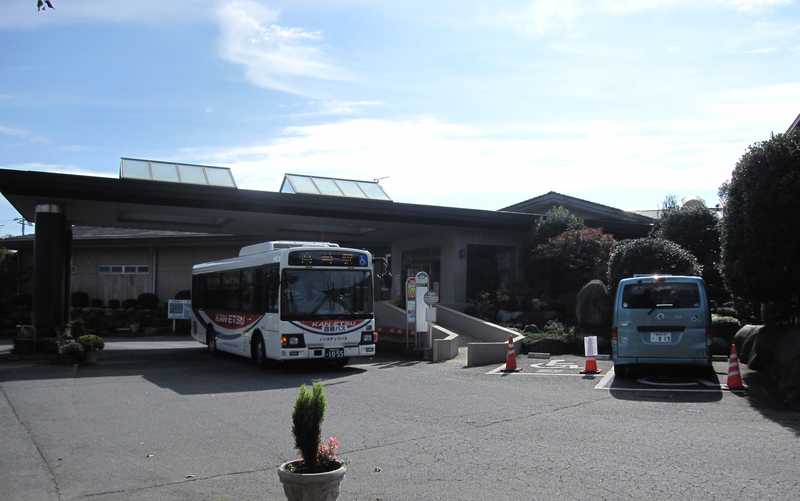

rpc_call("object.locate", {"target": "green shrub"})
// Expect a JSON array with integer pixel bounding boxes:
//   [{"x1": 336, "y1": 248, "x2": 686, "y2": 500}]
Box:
[
  {"x1": 108, "y1": 299, "x2": 121, "y2": 310},
  {"x1": 90, "y1": 298, "x2": 104, "y2": 308},
  {"x1": 721, "y1": 129, "x2": 800, "y2": 315},
  {"x1": 607, "y1": 238, "x2": 702, "y2": 293},
  {"x1": 59, "y1": 342, "x2": 84, "y2": 363},
  {"x1": 122, "y1": 299, "x2": 137, "y2": 310},
  {"x1": 710, "y1": 315, "x2": 741, "y2": 342},
  {"x1": 713, "y1": 306, "x2": 738, "y2": 318},
  {"x1": 529, "y1": 228, "x2": 615, "y2": 304},
  {"x1": 70, "y1": 291, "x2": 90, "y2": 308},
  {"x1": 524, "y1": 320, "x2": 576, "y2": 343},
  {"x1": 531, "y1": 206, "x2": 584, "y2": 246},
  {"x1": 137, "y1": 293, "x2": 159, "y2": 310},
  {"x1": 650, "y1": 201, "x2": 724, "y2": 300},
  {"x1": 78, "y1": 334, "x2": 105, "y2": 351},
  {"x1": 292, "y1": 383, "x2": 327, "y2": 472}
]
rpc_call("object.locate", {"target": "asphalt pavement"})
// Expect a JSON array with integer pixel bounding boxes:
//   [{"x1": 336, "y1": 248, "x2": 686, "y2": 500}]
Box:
[{"x1": 1, "y1": 337, "x2": 799, "y2": 500}]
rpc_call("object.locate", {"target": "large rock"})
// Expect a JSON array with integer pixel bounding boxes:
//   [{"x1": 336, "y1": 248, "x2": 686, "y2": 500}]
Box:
[
  {"x1": 575, "y1": 280, "x2": 611, "y2": 330},
  {"x1": 735, "y1": 324, "x2": 800, "y2": 405},
  {"x1": 734, "y1": 324, "x2": 762, "y2": 367}
]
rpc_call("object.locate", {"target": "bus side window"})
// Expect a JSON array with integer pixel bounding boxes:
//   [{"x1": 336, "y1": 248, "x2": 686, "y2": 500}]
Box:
[
  {"x1": 264, "y1": 264, "x2": 279, "y2": 313},
  {"x1": 241, "y1": 268, "x2": 257, "y2": 313}
]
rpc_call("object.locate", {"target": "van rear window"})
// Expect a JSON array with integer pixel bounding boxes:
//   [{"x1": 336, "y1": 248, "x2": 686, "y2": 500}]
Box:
[{"x1": 622, "y1": 283, "x2": 700, "y2": 309}]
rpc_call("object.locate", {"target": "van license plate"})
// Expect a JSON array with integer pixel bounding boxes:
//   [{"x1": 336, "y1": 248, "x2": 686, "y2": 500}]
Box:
[
  {"x1": 325, "y1": 348, "x2": 345, "y2": 359},
  {"x1": 650, "y1": 333, "x2": 671, "y2": 343}
]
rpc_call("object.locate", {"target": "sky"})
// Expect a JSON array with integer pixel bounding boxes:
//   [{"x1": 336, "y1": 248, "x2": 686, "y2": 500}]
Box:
[{"x1": 1, "y1": 0, "x2": 799, "y2": 236}]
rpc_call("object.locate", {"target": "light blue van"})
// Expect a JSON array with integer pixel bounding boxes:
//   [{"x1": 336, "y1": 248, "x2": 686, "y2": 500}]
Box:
[{"x1": 612, "y1": 275, "x2": 711, "y2": 378}]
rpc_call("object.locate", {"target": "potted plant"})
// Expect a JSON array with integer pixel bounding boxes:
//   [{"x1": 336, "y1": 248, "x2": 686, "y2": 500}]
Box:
[
  {"x1": 77, "y1": 334, "x2": 105, "y2": 364},
  {"x1": 277, "y1": 383, "x2": 345, "y2": 501}
]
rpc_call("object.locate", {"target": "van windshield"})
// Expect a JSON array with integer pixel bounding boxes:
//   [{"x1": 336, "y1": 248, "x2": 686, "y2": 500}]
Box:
[{"x1": 622, "y1": 282, "x2": 700, "y2": 309}]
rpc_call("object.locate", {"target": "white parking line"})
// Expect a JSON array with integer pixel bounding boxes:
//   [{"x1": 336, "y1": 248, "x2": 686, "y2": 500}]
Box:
[
  {"x1": 486, "y1": 364, "x2": 605, "y2": 376},
  {"x1": 594, "y1": 368, "x2": 727, "y2": 392}
]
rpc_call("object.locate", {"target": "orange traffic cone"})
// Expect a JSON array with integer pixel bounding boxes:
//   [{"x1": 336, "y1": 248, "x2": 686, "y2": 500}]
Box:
[
  {"x1": 581, "y1": 356, "x2": 600, "y2": 374},
  {"x1": 724, "y1": 343, "x2": 746, "y2": 391},
  {"x1": 502, "y1": 336, "x2": 520, "y2": 372}
]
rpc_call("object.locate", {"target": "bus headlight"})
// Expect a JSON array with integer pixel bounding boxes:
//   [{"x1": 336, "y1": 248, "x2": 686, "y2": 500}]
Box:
[{"x1": 281, "y1": 334, "x2": 305, "y2": 348}]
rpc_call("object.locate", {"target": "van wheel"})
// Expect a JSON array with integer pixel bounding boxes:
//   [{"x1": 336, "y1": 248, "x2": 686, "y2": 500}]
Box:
[
  {"x1": 206, "y1": 329, "x2": 217, "y2": 354},
  {"x1": 615, "y1": 365, "x2": 627, "y2": 379},
  {"x1": 252, "y1": 334, "x2": 267, "y2": 368}
]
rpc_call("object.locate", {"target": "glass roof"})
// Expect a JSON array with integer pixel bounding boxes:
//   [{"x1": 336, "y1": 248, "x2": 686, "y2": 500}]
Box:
[
  {"x1": 280, "y1": 174, "x2": 391, "y2": 201},
  {"x1": 119, "y1": 158, "x2": 237, "y2": 188}
]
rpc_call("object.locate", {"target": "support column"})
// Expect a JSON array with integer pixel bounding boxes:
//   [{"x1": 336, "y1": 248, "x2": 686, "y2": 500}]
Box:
[{"x1": 33, "y1": 204, "x2": 68, "y2": 337}]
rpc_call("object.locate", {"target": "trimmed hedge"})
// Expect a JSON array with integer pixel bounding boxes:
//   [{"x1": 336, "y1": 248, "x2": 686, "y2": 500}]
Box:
[
  {"x1": 711, "y1": 315, "x2": 741, "y2": 342},
  {"x1": 607, "y1": 238, "x2": 702, "y2": 292},
  {"x1": 721, "y1": 129, "x2": 800, "y2": 310},
  {"x1": 137, "y1": 293, "x2": 159, "y2": 310}
]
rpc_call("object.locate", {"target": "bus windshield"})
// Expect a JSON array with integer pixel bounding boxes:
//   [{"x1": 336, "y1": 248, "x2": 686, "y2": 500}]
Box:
[{"x1": 281, "y1": 269, "x2": 373, "y2": 320}]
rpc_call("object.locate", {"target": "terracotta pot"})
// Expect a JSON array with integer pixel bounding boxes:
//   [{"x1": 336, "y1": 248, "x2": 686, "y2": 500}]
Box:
[{"x1": 277, "y1": 461, "x2": 346, "y2": 501}]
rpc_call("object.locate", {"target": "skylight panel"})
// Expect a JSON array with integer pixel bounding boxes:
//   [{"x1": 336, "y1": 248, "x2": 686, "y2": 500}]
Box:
[
  {"x1": 119, "y1": 158, "x2": 238, "y2": 188},
  {"x1": 335, "y1": 180, "x2": 367, "y2": 198},
  {"x1": 312, "y1": 177, "x2": 343, "y2": 196},
  {"x1": 178, "y1": 164, "x2": 208, "y2": 185},
  {"x1": 150, "y1": 162, "x2": 179, "y2": 182},
  {"x1": 287, "y1": 175, "x2": 319, "y2": 194},
  {"x1": 357, "y1": 181, "x2": 391, "y2": 200}
]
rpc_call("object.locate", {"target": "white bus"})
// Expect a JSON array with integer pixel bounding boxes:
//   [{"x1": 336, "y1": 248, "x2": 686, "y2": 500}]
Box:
[{"x1": 190, "y1": 241, "x2": 376, "y2": 366}]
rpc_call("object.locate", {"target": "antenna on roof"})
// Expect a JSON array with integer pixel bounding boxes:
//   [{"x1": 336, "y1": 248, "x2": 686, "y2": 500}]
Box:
[{"x1": 373, "y1": 176, "x2": 390, "y2": 184}]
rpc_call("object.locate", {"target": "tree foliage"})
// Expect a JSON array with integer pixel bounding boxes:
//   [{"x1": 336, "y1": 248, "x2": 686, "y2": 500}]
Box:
[
  {"x1": 721, "y1": 129, "x2": 800, "y2": 307},
  {"x1": 650, "y1": 200, "x2": 724, "y2": 299},
  {"x1": 529, "y1": 227, "x2": 616, "y2": 300},
  {"x1": 607, "y1": 238, "x2": 702, "y2": 291},
  {"x1": 531, "y1": 206, "x2": 584, "y2": 246}
]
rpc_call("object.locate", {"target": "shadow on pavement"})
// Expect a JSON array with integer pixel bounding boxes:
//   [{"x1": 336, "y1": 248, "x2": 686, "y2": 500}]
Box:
[
  {"x1": 0, "y1": 347, "x2": 372, "y2": 395},
  {"x1": 742, "y1": 371, "x2": 800, "y2": 436},
  {"x1": 609, "y1": 364, "x2": 723, "y2": 403}
]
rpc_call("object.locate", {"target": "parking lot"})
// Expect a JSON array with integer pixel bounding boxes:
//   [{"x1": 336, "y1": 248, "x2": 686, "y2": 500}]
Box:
[{"x1": 2, "y1": 338, "x2": 799, "y2": 500}]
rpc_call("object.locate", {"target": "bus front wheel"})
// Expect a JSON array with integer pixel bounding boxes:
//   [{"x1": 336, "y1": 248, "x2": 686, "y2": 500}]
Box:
[
  {"x1": 206, "y1": 329, "x2": 217, "y2": 354},
  {"x1": 252, "y1": 334, "x2": 267, "y2": 368}
]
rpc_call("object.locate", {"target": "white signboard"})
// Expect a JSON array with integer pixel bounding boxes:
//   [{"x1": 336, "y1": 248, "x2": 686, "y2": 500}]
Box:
[
  {"x1": 167, "y1": 300, "x2": 192, "y2": 320},
  {"x1": 584, "y1": 336, "x2": 598, "y2": 358},
  {"x1": 414, "y1": 272, "x2": 430, "y2": 334}
]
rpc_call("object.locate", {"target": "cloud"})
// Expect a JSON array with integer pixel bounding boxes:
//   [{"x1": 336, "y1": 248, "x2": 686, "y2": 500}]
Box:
[
  {"x1": 479, "y1": 0, "x2": 794, "y2": 37},
  {"x1": 216, "y1": 0, "x2": 351, "y2": 96},
  {"x1": 173, "y1": 81, "x2": 798, "y2": 209},
  {"x1": 0, "y1": 162, "x2": 114, "y2": 178},
  {"x1": 0, "y1": 124, "x2": 47, "y2": 144}
]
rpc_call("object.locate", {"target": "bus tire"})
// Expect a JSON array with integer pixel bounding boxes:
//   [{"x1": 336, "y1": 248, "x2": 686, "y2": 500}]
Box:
[
  {"x1": 252, "y1": 333, "x2": 267, "y2": 368},
  {"x1": 334, "y1": 357, "x2": 349, "y2": 368},
  {"x1": 615, "y1": 364, "x2": 627, "y2": 379},
  {"x1": 206, "y1": 328, "x2": 217, "y2": 354}
]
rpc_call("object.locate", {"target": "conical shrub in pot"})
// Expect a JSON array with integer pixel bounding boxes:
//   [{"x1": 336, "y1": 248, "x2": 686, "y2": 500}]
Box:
[{"x1": 278, "y1": 383, "x2": 345, "y2": 501}]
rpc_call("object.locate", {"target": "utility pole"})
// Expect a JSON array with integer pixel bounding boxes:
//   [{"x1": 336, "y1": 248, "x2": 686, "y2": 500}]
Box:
[{"x1": 13, "y1": 217, "x2": 31, "y2": 236}]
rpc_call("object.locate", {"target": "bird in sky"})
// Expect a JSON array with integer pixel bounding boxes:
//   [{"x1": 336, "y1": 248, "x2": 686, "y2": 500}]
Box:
[{"x1": 37, "y1": 0, "x2": 55, "y2": 12}]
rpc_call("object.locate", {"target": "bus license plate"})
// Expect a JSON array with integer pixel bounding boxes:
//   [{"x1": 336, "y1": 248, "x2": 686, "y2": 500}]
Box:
[
  {"x1": 325, "y1": 348, "x2": 345, "y2": 359},
  {"x1": 650, "y1": 333, "x2": 672, "y2": 343}
]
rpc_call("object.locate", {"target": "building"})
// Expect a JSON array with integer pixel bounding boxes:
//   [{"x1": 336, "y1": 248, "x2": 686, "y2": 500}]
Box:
[{"x1": 0, "y1": 160, "x2": 654, "y2": 336}]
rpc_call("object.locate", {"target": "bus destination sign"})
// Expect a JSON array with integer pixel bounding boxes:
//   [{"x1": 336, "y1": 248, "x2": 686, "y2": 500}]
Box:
[{"x1": 288, "y1": 250, "x2": 370, "y2": 267}]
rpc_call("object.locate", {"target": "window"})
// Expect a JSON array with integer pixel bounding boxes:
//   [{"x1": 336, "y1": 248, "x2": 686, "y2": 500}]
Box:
[
  {"x1": 98, "y1": 264, "x2": 150, "y2": 275},
  {"x1": 622, "y1": 283, "x2": 701, "y2": 309},
  {"x1": 264, "y1": 264, "x2": 279, "y2": 313}
]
